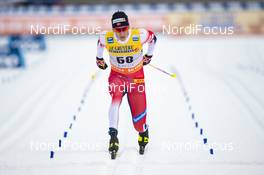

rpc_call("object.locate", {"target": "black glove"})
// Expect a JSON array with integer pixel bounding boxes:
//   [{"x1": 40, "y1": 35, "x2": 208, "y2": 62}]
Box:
[
  {"x1": 96, "y1": 57, "x2": 108, "y2": 70},
  {"x1": 143, "y1": 54, "x2": 152, "y2": 66}
]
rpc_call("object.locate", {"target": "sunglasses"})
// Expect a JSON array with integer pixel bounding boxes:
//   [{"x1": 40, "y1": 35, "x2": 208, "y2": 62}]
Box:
[{"x1": 114, "y1": 26, "x2": 129, "y2": 32}]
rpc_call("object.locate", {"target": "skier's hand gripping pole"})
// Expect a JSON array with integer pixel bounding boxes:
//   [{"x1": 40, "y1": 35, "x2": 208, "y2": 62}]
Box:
[{"x1": 148, "y1": 64, "x2": 176, "y2": 78}]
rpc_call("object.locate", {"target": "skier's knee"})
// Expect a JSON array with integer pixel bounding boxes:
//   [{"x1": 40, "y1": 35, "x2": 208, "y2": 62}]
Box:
[{"x1": 111, "y1": 91, "x2": 123, "y2": 103}]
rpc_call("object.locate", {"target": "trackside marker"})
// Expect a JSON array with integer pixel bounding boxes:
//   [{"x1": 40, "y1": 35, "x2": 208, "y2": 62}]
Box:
[
  {"x1": 200, "y1": 128, "x2": 203, "y2": 135},
  {"x1": 64, "y1": 132, "x2": 68, "y2": 138},
  {"x1": 49, "y1": 71, "x2": 100, "y2": 159},
  {"x1": 210, "y1": 148, "x2": 214, "y2": 155},
  {"x1": 50, "y1": 151, "x2": 54, "y2": 159},
  {"x1": 203, "y1": 138, "x2": 207, "y2": 144},
  {"x1": 171, "y1": 66, "x2": 214, "y2": 156}
]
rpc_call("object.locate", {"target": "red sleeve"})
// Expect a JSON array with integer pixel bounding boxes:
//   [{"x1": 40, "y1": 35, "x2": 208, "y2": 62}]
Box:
[
  {"x1": 142, "y1": 30, "x2": 155, "y2": 44},
  {"x1": 98, "y1": 38, "x2": 105, "y2": 47}
]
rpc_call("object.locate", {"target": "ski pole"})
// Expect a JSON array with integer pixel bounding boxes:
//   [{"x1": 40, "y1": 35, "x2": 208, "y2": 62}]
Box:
[{"x1": 148, "y1": 64, "x2": 176, "y2": 78}]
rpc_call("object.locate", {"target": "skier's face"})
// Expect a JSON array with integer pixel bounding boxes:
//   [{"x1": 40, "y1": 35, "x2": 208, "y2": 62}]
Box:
[{"x1": 114, "y1": 26, "x2": 129, "y2": 41}]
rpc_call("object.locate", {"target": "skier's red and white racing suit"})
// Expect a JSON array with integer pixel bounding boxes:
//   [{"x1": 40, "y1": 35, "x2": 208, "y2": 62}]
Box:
[{"x1": 97, "y1": 28, "x2": 156, "y2": 132}]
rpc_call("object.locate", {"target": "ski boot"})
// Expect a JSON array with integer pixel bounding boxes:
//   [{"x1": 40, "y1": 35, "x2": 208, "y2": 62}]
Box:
[
  {"x1": 138, "y1": 129, "x2": 149, "y2": 155},
  {"x1": 108, "y1": 128, "x2": 119, "y2": 159}
]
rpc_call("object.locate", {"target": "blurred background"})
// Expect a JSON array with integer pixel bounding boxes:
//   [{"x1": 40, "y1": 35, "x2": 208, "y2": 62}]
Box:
[
  {"x1": 0, "y1": 0, "x2": 263, "y2": 68},
  {"x1": 0, "y1": 0, "x2": 264, "y2": 175}
]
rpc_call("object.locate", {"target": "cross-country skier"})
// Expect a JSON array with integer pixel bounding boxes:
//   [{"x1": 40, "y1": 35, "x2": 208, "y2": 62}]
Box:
[{"x1": 96, "y1": 11, "x2": 157, "y2": 159}]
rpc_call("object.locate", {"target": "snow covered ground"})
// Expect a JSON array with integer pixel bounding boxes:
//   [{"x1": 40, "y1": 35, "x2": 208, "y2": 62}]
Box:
[{"x1": 0, "y1": 35, "x2": 264, "y2": 175}]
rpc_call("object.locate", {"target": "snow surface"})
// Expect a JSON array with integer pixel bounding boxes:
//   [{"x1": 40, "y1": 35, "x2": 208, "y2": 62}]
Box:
[{"x1": 0, "y1": 35, "x2": 264, "y2": 175}]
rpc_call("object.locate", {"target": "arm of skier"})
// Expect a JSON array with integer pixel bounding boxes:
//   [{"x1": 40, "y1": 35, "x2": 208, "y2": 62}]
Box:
[
  {"x1": 96, "y1": 33, "x2": 108, "y2": 70},
  {"x1": 140, "y1": 29, "x2": 157, "y2": 65}
]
